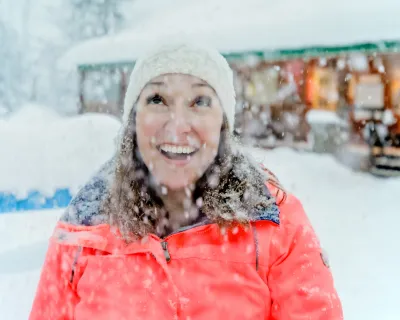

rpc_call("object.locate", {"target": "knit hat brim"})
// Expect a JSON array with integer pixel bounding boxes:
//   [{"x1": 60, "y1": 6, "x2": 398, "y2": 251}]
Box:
[{"x1": 122, "y1": 41, "x2": 236, "y2": 131}]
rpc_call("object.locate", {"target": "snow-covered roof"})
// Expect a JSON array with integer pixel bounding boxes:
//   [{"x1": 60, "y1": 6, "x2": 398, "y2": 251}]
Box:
[{"x1": 59, "y1": 0, "x2": 400, "y2": 69}]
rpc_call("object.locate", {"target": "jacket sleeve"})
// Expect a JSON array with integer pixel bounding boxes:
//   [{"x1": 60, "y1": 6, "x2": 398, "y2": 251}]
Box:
[
  {"x1": 266, "y1": 195, "x2": 343, "y2": 320},
  {"x1": 29, "y1": 234, "x2": 81, "y2": 320}
]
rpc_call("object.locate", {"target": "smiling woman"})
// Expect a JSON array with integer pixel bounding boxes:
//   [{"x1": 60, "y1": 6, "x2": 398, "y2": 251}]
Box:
[
  {"x1": 128, "y1": 73, "x2": 227, "y2": 233},
  {"x1": 30, "y1": 41, "x2": 343, "y2": 319},
  {"x1": 136, "y1": 74, "x2": 223, "y2": 192}
]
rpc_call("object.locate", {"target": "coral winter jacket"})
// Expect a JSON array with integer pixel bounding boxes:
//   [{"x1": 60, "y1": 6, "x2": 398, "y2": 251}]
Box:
[{"x1": 29, "y1": 185, "x2": 343, "y2": 319}]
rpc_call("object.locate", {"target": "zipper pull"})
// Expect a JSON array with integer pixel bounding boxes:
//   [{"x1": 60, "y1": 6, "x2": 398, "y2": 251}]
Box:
[{"x1": 161, "y1": 241, "x2": 171, "y2": 263}]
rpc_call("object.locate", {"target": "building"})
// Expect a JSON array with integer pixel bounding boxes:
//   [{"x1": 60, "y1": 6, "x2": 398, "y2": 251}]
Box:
[{"x1": 60, "y1": 0, "x2": 400, "y2": 175}]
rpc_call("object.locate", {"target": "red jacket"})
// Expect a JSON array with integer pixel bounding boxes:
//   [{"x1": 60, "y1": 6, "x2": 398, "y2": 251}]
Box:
[{"x1": 29, "y1": 181, "x2": 343, "y2": 319}]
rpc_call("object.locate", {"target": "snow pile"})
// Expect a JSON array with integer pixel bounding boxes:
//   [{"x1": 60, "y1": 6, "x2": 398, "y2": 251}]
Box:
[
  {"x1": 0, "y1": 104, "x2": 121, "y2": 197},
  {"x1": 7, "y1": 103, "x2": 63, "y2": 124},
  {"x1": 0, "y1": 209, "x2": 61, "y2": 320},
  {"x1": 348, "y1": 53, "x2": 370, "y2": 72},
  {"x1": 382, "y1": 109, "x2": 397, "y2": 126},
  {"x1": 306, "y1": 109, "x2": 347, "y2": 126}
]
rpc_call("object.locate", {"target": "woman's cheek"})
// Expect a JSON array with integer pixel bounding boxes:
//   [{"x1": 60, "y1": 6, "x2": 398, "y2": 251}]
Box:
[{"x1": 137, "y1": 113, "x2": 159, "y2": 136}]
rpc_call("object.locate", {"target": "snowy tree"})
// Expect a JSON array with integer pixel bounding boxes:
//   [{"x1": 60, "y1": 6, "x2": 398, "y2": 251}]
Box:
[
  {"x1": 66, "y1": 0, "x2": 131, "y2": 42},
  {"x1": 52, "y1": 0, "x2": 133, "y2": 115},
  {"x1": 0, "y1": 22, "x2": 26, "y2": 111}
]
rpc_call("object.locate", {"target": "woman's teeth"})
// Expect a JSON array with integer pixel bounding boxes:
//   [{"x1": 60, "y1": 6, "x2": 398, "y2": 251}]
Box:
[{"x1": 159, "y1": 145, "x2": 196, "y2": 154}]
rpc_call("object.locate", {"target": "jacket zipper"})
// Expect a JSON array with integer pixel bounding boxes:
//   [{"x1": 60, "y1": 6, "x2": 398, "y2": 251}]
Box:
[
  {"x1": 161, "y1": 241, "x2": 171, "y2": 263},
  {"x1": 159, "y1": 219, "x2": 211, "y2": 263}
]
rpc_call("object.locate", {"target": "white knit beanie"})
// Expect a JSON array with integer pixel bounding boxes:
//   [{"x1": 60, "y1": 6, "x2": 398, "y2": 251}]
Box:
[{"x1": 122, "y1": 41, "x2": 236, "y2": 131}]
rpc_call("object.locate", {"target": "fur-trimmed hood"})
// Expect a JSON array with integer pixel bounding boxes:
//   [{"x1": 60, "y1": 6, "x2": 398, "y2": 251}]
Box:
[{"x1": 61, "y1": 148, "x2": 280, "y2": 238}]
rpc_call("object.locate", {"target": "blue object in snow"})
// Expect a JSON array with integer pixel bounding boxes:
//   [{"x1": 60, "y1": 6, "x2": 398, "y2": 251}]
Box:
[{"x1": 0, "y1": 189, "x2": 73, "y2": 214}]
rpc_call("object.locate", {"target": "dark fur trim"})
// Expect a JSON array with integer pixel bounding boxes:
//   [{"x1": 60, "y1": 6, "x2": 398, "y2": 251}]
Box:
[
  {"x1": 98, "y1": 113, "x2": 280, "y2": 240},
  {"x1": 61, "y1": 151, "x2": 281, "y2": 238}
]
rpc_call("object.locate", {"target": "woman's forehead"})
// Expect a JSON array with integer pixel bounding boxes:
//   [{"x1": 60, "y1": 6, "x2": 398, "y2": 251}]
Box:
[
  {"x1": 141, "y1": 75, "x2": 217, "y2": 99},
  {"x1": 149, "y1": 74, "x2": 209, "y2": 86}
]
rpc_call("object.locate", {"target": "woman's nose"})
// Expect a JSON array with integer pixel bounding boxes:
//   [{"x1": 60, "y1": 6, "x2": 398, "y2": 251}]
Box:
[{"x1": 164, "y1": 106, "x2": 191, "y2": 136}]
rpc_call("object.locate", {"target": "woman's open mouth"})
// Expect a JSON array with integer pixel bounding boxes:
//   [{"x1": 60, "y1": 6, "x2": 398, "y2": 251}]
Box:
[{"x1": 157, "y1": 144, "x2": 198, "y2": 161}]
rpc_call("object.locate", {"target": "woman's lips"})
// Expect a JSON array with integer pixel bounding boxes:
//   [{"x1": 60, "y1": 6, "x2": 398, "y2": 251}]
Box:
[{"x1": 156, "y1": 144, "x2": 199, "y2": 166}]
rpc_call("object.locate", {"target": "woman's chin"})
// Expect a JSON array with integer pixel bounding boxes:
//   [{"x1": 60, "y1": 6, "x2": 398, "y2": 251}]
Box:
[
  {"x1": 156, "y1": 174, "x2": 196, "y2": 192},
  {"x1": 160, "y1": 180, "x2": 191, "y2": 191}
]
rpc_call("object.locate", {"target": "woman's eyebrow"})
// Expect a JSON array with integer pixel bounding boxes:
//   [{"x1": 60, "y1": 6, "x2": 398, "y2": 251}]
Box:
[
  {"x1": 191, "y1": 83, "x2": 212, "y2": 89},
  {"x1": 144, "y1": 81, "x2": 166, "y2": 89},
  {"x1": 192, "y1": 83, "x2": 217, "y2": 97}
]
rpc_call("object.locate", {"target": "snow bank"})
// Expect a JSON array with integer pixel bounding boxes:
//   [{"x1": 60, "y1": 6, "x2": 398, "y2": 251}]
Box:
[
  {"x1": 60, "y1": 0, "x2": 400, "y2": 68},
  {"x1": 6, "y1": 103, "x2": 63, "y2": 123},
  {"x1": 306, "y1": 109, "x2": 347, "y2": 126},
  {"x1": 0, "y1": 209, "x2": 62, "y2": 319},
  {"x1": 382, "y1": 109, "x2": 397, "y2": 126},
  {"x1": 0, "y1": 104, "x2": 121, "y2": 198}
]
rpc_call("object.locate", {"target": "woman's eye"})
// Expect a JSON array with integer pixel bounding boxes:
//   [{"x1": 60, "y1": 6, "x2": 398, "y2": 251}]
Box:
[
  {"x1": 193, "y1": 96, "x2": 211, "y2": 107},
  {"x1": 147, "y1": 94, "x2": 164, "y2": 105}
]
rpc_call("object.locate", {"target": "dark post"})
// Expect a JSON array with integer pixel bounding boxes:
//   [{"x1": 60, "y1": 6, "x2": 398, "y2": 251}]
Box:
[{"x1": 78, "y1": 69, "x2": 86, "y2": 114}]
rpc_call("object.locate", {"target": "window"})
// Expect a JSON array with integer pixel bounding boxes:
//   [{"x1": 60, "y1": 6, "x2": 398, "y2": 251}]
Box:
[{"x1": 354, "y1": 75, "x2": 384, "y2": 109}]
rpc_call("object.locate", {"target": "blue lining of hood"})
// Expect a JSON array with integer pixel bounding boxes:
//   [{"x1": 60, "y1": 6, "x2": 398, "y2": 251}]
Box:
[{"x1": 254, "y1": 203, "x2": 280, "y2": 225}]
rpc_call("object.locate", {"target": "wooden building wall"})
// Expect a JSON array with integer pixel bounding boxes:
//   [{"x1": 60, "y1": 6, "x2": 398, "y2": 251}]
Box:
[{"x1": 78, "y1": 52, "x2": 400, "y2": 144}]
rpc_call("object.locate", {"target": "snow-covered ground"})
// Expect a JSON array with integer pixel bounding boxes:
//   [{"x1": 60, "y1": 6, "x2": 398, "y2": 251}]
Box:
[
  {"x1": 0, "y1": 209, "x2": 61, "y2": 320},
  {"x1": 0, "y1": 107, "x2": 399, "y2": 319}
]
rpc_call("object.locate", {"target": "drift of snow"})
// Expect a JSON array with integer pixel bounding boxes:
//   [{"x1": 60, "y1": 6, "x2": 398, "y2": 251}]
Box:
[
  {"x1": 382, "y1": 109, "x2": 397, "y2": 126},
  {"x1": 306, "y1": 109, "x2": 347, "y2": 126},
  {"x1": 0, "y1": 209, "x2": 62, "y2": 320},
  {"x1": 0, "y1": 104, "x2": 121, "y2": 197},
  {"x1": 348, "y1": 53, "x2": 370, "y2": 72},
  {"x1": 5, "y1": 103, "x2": 63, "y2": 123}
]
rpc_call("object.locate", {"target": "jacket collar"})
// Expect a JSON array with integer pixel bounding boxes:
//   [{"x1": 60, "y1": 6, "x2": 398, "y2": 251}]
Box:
[{"x1": 61, "y1": 158, "x2": 280, "y2": 229}]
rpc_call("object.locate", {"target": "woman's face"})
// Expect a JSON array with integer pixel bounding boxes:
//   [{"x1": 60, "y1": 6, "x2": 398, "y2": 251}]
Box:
[{"x1": 136, "y1": 74, "x2": 224, "y2": 190}]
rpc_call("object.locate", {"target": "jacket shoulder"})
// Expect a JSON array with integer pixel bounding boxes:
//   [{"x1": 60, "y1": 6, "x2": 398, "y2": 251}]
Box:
[
  {"x1": 255, "y1": 192, "x2": 319, "y2": 264},
  {"x1": 61, "y1": 157, "x2": 115, "y2": 226}
]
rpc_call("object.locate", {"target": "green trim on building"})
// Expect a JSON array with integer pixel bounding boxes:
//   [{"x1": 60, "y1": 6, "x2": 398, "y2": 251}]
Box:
[
  {"x1": 77, "y1": 40, "x2": 400, "y2": 71},
  {"x1": 270, "y1": 40, "x2": 400, "y2": 59},
  {"x1": 78, "y1": 61, "x2": 135, "y2": 72}
]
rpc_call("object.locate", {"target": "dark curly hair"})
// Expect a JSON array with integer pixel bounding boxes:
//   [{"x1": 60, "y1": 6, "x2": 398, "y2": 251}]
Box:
[{"x1": 100, "y1": 108, "x2": 284, "y2": 240}]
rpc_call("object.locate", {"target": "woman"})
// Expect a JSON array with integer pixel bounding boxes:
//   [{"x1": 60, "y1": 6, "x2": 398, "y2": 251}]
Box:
[{"x1": 30, "y1": 42, "x2": 343, "y2": 319}]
